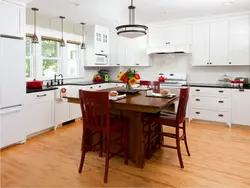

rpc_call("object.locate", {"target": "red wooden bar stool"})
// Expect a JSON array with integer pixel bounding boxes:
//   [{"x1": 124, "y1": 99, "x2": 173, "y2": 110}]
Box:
[
  {"x1": 78, "y1": 90, "x2": 129, "y2": 183},
  {"x1": 146, "y1": 87, "x2": 190, "y2": 168}
]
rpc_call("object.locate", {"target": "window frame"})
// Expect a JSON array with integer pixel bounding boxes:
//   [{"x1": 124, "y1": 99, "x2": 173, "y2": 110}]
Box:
[
  {"x1": 41, "y1": 38, "x2": 61, "y2": 79},
  {"x1": 26, "y1": 36, "x2": 33, "y2": 80}
]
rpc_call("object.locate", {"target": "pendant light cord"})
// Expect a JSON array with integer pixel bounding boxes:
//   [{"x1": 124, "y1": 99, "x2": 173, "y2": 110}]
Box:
[
  {"x1": 34, "y1": 10, "x2": 36, "y2": 34},
  {"x1": 61, "y1": 18, "x2": 64, "y2": 39}
]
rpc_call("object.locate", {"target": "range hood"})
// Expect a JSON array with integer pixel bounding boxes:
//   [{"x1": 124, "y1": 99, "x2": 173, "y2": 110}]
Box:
[{"x1": 147, "y1": 44, "x2": 192, "y2": 55}]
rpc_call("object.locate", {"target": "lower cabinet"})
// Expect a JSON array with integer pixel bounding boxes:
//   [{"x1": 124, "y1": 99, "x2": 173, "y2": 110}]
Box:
[
  {"x1": 189, "y1": 87, "x2": 232, "y2": 127},
  {"x1": 69, "y1": 103, "x2": 82, "y2": 120},
  {"x1": 55, "y1": 101, "x2": 70, "y2": 126},
  {"x1": 232, "y1": 89, "x2": 250, "y2": 126},
  {"x1": 24, "y1": 91, "x2": 55, "y2": 136}
]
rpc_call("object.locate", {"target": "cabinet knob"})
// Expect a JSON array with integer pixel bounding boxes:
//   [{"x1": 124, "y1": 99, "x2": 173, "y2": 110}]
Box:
[
  {"x1": 101, "y1": 50, "x2": 104, "y2": 52},
  {"x1": 99, "y1": 85, "x2": 101, "y2": 88},
  {"x1": 229, "y1": 62, "x2": 232, "y2": 64},
  {"x1": 166, "y1": 42, "x2": 171, "y2": 44},
  {"x1": 207, "y1": 62, "x2": 209, "y2": 65},
  {"x1": 90, "y1": 87, "x2": 93, "y2": 89},
  {"x1": 117, "y1": 64, "x2": 120, "y2": 66},
  {"x1": 210, "y1": 62, "x2": 212, "y2": 64}
]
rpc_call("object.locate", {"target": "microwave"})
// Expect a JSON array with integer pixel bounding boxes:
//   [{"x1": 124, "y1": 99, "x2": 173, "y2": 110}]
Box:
[{"x1": 95, "y1": 54, "x2": 108, "y2": 65}]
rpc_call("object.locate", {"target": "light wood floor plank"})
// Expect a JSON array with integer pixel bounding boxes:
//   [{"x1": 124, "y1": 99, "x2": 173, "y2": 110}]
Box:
[{"x1": 1, "y1": 121, "x2": 250, "y2": 187}]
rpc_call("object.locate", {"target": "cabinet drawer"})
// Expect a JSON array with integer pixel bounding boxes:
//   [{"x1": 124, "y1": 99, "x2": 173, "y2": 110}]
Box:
[
  {"x1": 191, "y1": 87, "x2": 231, "y2": 96},
  {"x1": 25, "y1": 91, "x2": 54, "y2": 104},
  {"x1": 191, "y1": 96, "x2": 231, "y2": 109},
  {"x1": 191, "y1": 108, "x2": 230, "y2": 124}
]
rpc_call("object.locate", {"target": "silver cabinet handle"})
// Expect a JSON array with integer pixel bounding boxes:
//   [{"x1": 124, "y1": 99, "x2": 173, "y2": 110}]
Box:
[
  {"x1": 218, "y1": 90, "x2": 224, "y2": 93},
  {"x1": 239, "y1": 89, "x2": 245, "y2": 92},
  {"x1": 218, "y1": 114, "x2": 224, "y2": 117},
  {"x1": 196, "y1": 99, "x2": 200, "y2": 101},
  {"x1": 37, "y1": 94, "x2": 46, "y2": 98},
  {"x1": 195, "y1": 112, "x2": 200, "y2": 114},
  {"x1": 218, "y1": 101, "x2": 224, "y2": 103}
]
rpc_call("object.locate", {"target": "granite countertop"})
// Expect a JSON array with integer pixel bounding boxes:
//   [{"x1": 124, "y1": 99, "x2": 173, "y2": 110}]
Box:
[
  {"x1": 183, "y1": 83, "x2": 250, "y2": 90},
  {"x1": 26, "y1": 86, "x2": 58, "y2": 94}
]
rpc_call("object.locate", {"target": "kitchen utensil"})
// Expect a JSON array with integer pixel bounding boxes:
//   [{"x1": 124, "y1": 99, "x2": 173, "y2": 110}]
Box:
[{"x1": 26, "y1": 79, "x2": 43, "y2": 89}]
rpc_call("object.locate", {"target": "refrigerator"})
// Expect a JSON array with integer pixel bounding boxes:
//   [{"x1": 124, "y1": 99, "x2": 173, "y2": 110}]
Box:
[{"x1": 0, "y1": 35, "x2": 26, "y2": 149}]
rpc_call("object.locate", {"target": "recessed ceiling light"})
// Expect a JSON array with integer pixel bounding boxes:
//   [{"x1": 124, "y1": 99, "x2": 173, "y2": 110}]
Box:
[{"x1": 224, "y1": 0, "x2": 235, "y2": 5}]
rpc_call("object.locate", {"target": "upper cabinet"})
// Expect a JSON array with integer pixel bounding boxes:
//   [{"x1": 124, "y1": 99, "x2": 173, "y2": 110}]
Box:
[
  {"x1": 229, "y1": 18, "x2": 250, "y2": 66},
  {"x1": 148, "y1": 25, "x2": 193, "y2": 47},
  {"x1": 192, "y1": 17, "x2": 250, "y2": 66},
  {"x1": 0, "y1": 0, "x2": 25, "y2": 37},
  {"x1": 85, "y1": 25, "x2": 109, "y2": 55},
  {"x1": 209, "y1": 21, "x2": 229, "y2": 66},
  {"x1": 109, "y1": 33, "x2": 150, "y2": 67}
]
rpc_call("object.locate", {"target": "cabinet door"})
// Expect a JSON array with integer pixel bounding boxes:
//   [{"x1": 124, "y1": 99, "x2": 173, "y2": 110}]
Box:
[
  {"x1": 109, "y1": 33, "x2": 119, "y2": 66},
  {"x1": 117, "y1": 37, "x2": 127, "y2": 66},
  {"x1": 210, "y1": 21, "x2": 229, "y2": 65},
  {"x1": 232, "y1": 90, "x2": 250, "y2": 126},
  {"x1": 0, "y1": 1, "x2": 24, "y2": 37},
  {"x1": 126, "y1": 39, "x2": 136, "y2": 66},
  {"x1": 0, "y1": 110, "x2": 26, "y2": 148},
  {"x1": 133, "y1": 36, "x2": 149, "y2": 66},
  {"x1": 55, "y1": 101, "x2": 70, "y2": 126},
  {"x1": 192, "y1": 23, "x2": 210, "y2": 66},
  {"x1": 229, "y1": 18, "x2": 250, "y2": 66},
  {"x1": 25, "y1": 101, "x2": 53, "y2": 135},
  {"x1": 149, "y1": 25, "x2": 192, "y2": 47},
  {"x1": 69, "y1": 103, "x2": 82, "y2": 120}
]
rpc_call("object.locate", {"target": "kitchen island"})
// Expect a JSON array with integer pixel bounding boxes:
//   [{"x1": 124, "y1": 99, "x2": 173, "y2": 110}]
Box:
[{"x1": 64, "y1": 87, "x2": 176, "y2": 168}]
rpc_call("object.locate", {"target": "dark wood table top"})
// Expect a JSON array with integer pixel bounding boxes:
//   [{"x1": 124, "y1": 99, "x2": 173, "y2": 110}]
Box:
[{"x1": 64, "y1": 87, "x2": 177, "y2": 113}]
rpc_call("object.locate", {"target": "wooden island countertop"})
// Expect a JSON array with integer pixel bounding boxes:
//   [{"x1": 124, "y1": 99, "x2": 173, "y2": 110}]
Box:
[{"x1": 64, "y1": 87, "x2": 177, "y2": 168}]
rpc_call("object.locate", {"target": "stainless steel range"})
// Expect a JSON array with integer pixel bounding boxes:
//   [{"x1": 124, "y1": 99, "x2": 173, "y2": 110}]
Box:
[{"x1": 159, "y1": 73, "x2": 187, "y2": 112}]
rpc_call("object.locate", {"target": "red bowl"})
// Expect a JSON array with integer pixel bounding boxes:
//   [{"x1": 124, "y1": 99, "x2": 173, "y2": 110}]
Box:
[{"x1": 26, "y1": 80, "x2": 43, "y2": 89}]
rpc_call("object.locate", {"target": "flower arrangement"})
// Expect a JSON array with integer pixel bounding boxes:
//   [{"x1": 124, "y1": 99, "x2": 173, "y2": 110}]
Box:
[{"x1": 117, "y1": 69, "x2": 140, "y2": 90}]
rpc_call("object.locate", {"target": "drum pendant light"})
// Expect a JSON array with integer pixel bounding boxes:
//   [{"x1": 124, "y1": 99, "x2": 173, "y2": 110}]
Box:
[
  {"x1": 59, "y1": 16, "x2": 66, "y2": 47},
  {"x1": 80, "y1": 23, "x2": 86, "y2": 49},
  {"x1": 31, "y1": 8, "x2": 39, "y2": 44},
  {"x1": 116, "y1": 0, "x2": 148, "y2": 39}
]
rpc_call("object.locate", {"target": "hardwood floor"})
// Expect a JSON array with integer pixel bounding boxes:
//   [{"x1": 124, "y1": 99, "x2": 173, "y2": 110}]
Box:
[{"x1": 1, "y1": 121, "x2": 250, "y2": 187}]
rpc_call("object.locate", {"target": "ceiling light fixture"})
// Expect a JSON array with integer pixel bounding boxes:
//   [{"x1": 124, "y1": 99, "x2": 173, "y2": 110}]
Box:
[
  {"x1": 59, "y1": 16, "x2": 66, "y2": 47},
  {"x1": 31, "y1": 7, "x2": 39, "y2": 44},
  {"x1": 116, "y1": 0, "x2": 148, "y2": 39},
  {"x1": 80, "y1": 23, "x2": 86, "y2": 49}
]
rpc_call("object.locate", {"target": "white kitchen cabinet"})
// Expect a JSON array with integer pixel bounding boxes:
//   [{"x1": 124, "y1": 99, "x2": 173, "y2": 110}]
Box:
[
  {"x1": 148, "y1": 25, "x2": 193, "y2": 47},
  {"x1": 229, "y1": 18, "x2": 250, "y2": 66},
  {"x1": 24, "y1": 91, "x2": 55, "y2": 136},
  {"x1": 192, "y1": 23, "x2": 210, "y2": 66},
  {"x1": 210, "y1": 21, "x2": 229, "y2": 66},
  {"x1": 189, "y1": 87, "x2": 232, "y2": 127},
  {"x1": 127, "y1": 36, "x2": 150, "y2": 66},
  {"x1": 0, "y1": 108, "x2": 26, "y2": 149},
  {"x1": 55, "y1": 101, "x2": 70, "y2": 126},
  {"x1": 232, "y1": 89, "x2": 250, "y2": 126},
  {"x1": 0, "y1": 0, "x2": 25, "y2": 37},
  {"x1": 69, "y1": 103, "x2": 82, "y2": 120}
]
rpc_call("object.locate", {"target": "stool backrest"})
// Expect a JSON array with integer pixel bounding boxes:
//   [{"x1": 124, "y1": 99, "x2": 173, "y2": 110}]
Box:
[
  {"x1": 140, "y1": 80, "x2": 160, "y2": 90},
  {"x1": 79, "y1": 90, "x2": 110, "y2": 130},
  {"x1": 177, "y1": 87, "x2": 189, "y2": 124}
]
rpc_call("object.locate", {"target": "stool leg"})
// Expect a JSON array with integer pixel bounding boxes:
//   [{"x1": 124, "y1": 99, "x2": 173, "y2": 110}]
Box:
[
  {"x1": 104, "y1": 133, "x2": 110, "y2": 183},
  {"x1": 99, "y1": 132, "x2": 103, "y2": 157},
  {"x1": 183, "y1": 120, "x2": 191, "y2": 156},
  {"x1": 176, "y1": 125, "x2": 184, "y2": 168},
  {"x1": 147, "y1": 122, "x2": 152, "y2": 159},
  {"x1": 79, "y1": 130, "x2": 87, "y2": 173},
  {"x1": 123, "y1": 125, "x2": 129, "y2": 165}
]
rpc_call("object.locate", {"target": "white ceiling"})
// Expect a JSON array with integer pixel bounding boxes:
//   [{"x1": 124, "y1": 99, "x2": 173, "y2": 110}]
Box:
[{"x1": 27, "y1": 0, "x2": 250, "y2": 27}]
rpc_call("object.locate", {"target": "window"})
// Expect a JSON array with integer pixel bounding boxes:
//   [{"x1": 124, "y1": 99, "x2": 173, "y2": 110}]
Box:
[
  {"x1": 41, "y1": 39, "x2": 60, "y2": 78},
  {"x1": 26, "y1": 37, "x2": 32, "y2": 78},
  {"x1": 67, "y1": 43, "x2": 80, "y2": 77}
]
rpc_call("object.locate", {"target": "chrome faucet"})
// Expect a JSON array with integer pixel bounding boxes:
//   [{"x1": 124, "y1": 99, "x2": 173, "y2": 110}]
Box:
[{"x1": 52, "y1": 74, "x2": 64, "y2": 85}]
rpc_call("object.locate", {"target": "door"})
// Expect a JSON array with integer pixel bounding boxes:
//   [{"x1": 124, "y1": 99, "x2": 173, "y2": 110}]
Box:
[
  {"x1": 149, "y1": 25, "x2": 192, "y2": 47},
  {"x1": 25, "y1": 101, "x2": 53, "y2": 135},
  {"x1": 0, "y1": 1, "x2": 24, "y2": 37},
  {"x1": 210, "y1": 21, "x2": 229, "y2": 66},
  {"x1": 0, "y1": 107, "x2": 26, "y2": 148},
  {"x1": 229, "y1": 18, "x2": 250, "y2": 66},
  {"x1": 69, "y1": 104, "x2": 82, "y2": 120},
  {"x1": 0, "y1": 36, "x2": 25, "y2": 108},
  {"x1": 133, "y1": 36, "x2": 149, "y2": 66},
  {"x1": 192, "y1": 23, "x2": 210, "y2": 66},
  {"x1": 232, "y1": 90, "x2": 250, "y2": 126}
]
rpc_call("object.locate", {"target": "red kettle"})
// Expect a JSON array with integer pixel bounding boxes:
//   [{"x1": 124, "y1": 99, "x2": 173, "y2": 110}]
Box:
[{"x1": 158, "y1": 76, "x2": 166, "y2": 82}]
